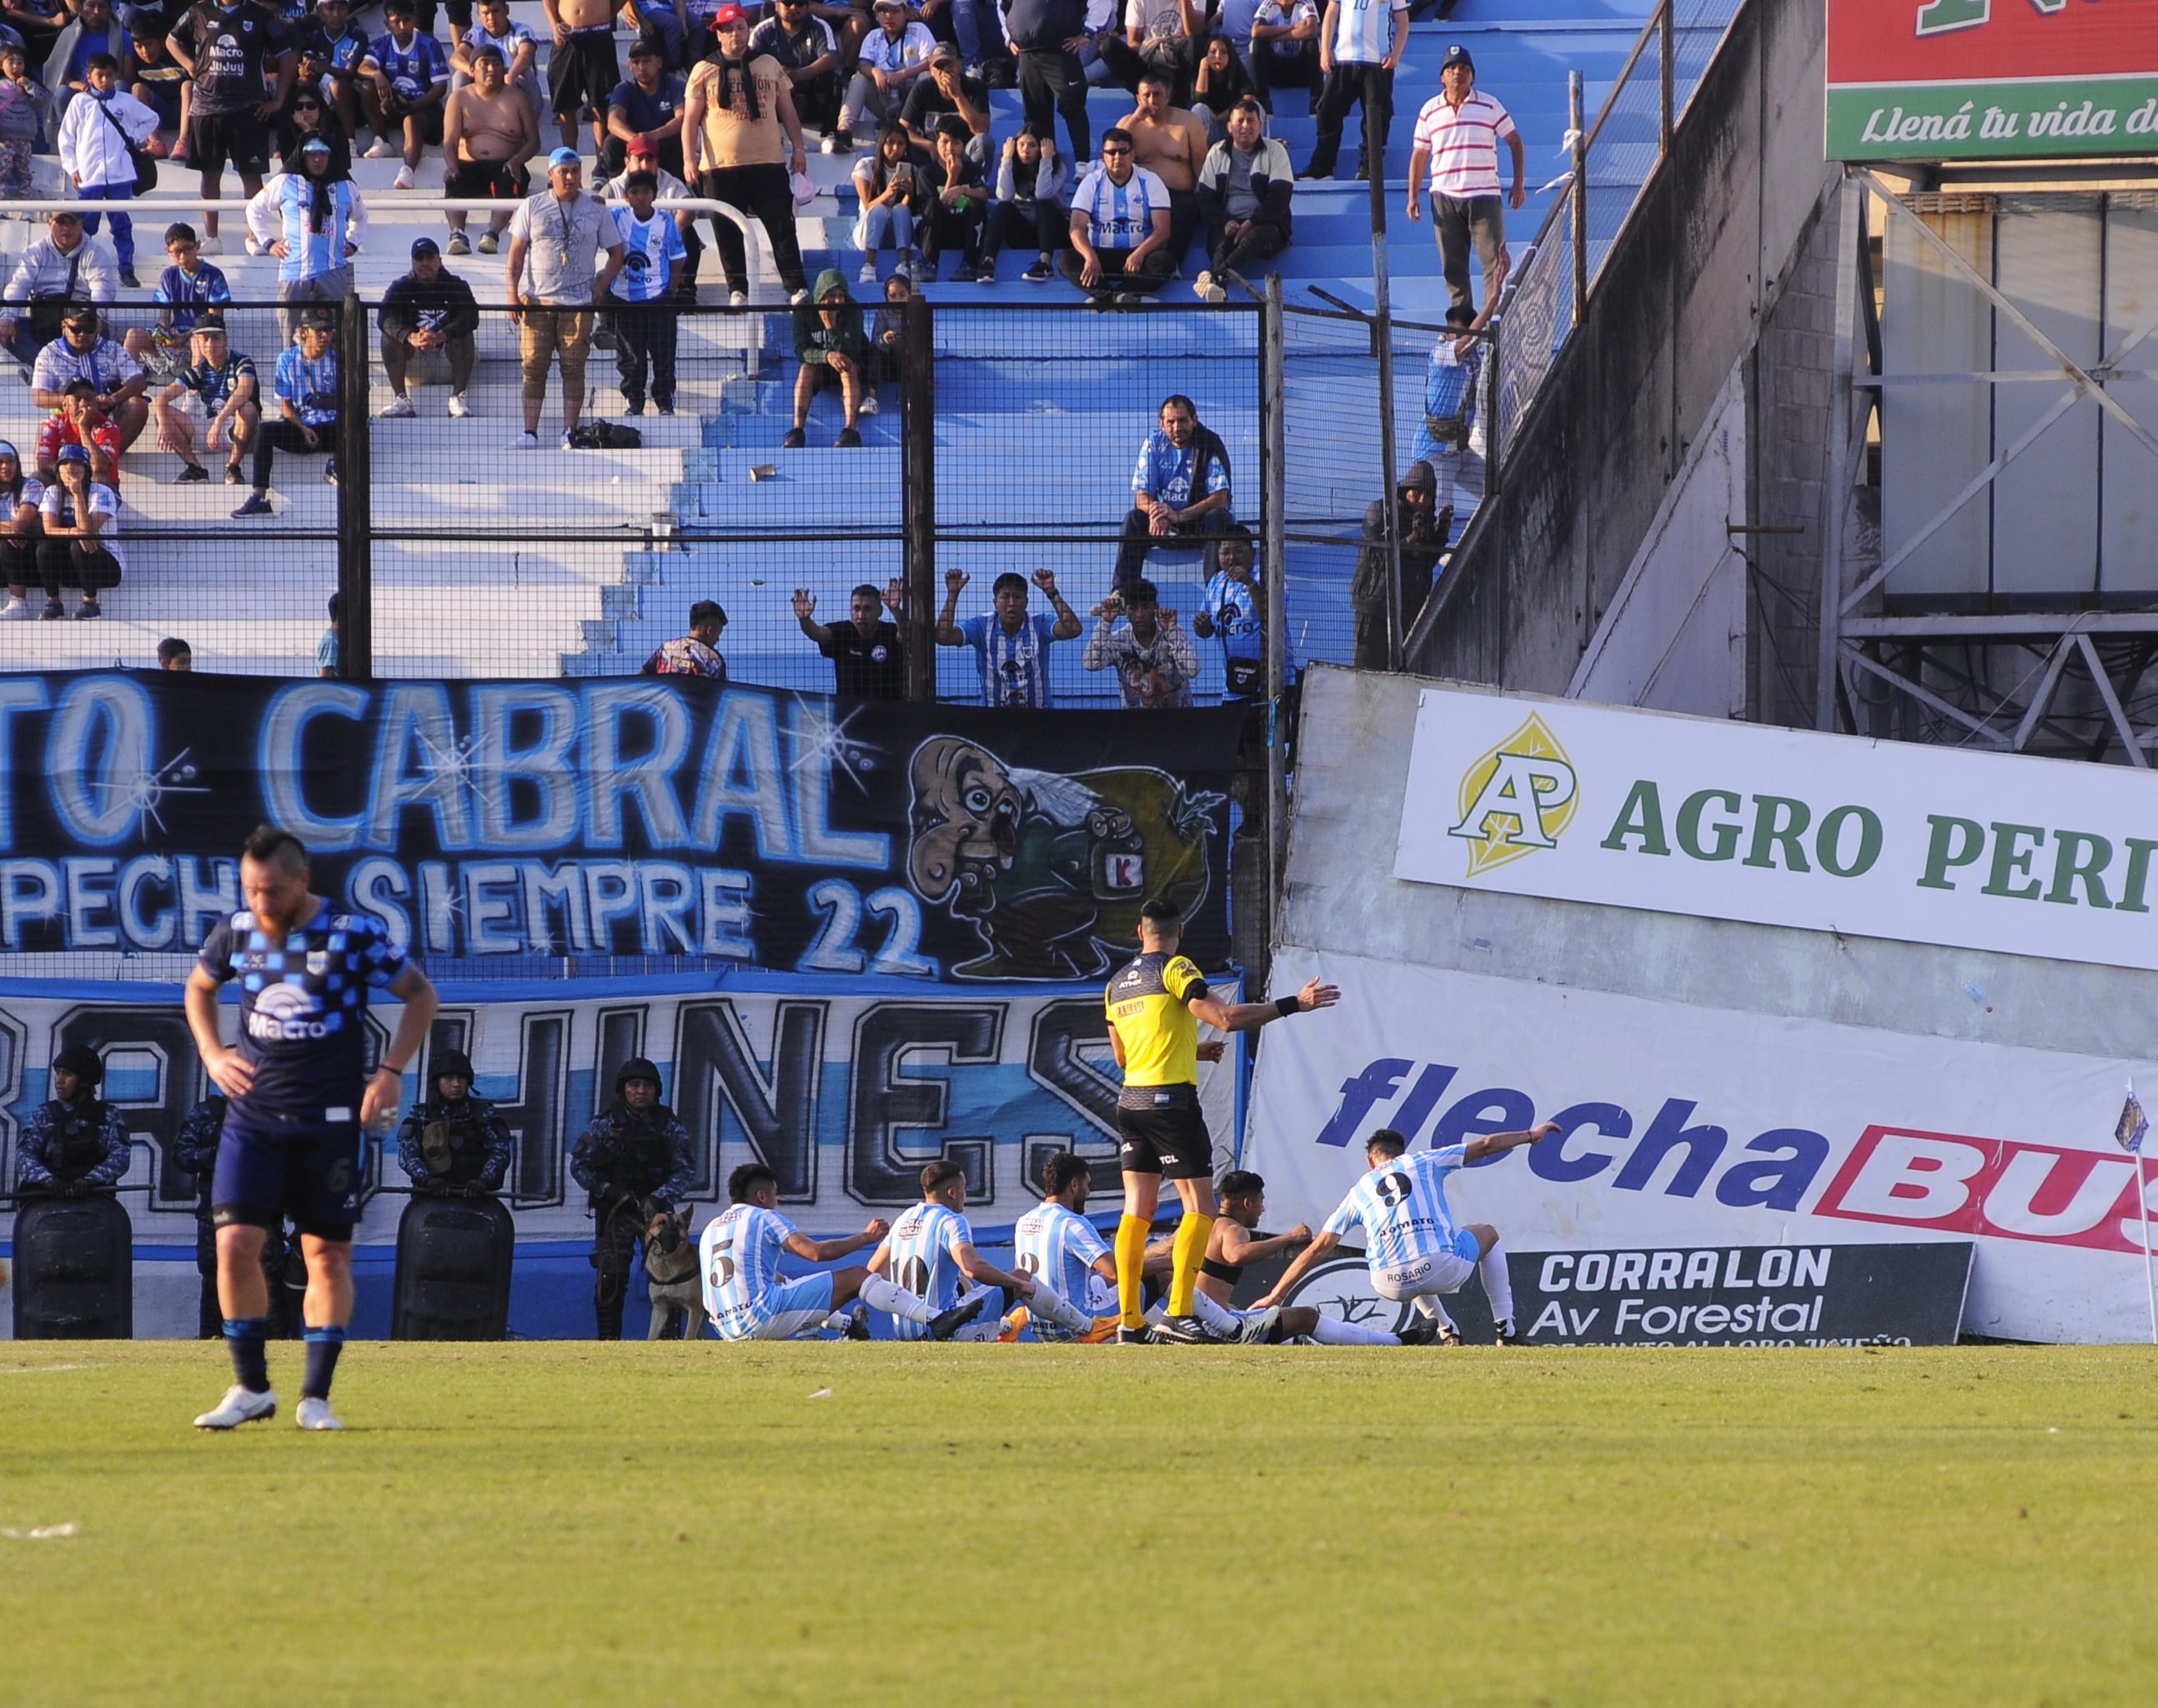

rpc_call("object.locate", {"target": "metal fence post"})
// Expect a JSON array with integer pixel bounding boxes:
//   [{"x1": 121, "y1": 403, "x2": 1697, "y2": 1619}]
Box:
[
  {"x1": 901, "y1": 292, "x2": 936, "y2": 702},
  {"x1": 336, "y1": 289, "x2": 372, "y2": 681},
  {"x1": 1262, "y1": 276, "x2": 1288, "y2": 927},
  {"x1": 1569, "y1": 71, "x2": 1588, "y2": 328},
  {"x1": 1659, "y1": 0, "x2": 1674, "y2": 159}
]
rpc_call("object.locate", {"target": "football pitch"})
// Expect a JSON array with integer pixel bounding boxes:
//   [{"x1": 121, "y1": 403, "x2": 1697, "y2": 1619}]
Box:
[{"x1": 5, "y1": 1343, "x2": 2155, "y2": 1707}]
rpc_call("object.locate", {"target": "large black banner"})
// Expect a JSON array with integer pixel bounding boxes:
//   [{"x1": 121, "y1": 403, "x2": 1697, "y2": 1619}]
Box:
[{"x1": 0, "y1": 673, "x2": 1241, "y2": 977}]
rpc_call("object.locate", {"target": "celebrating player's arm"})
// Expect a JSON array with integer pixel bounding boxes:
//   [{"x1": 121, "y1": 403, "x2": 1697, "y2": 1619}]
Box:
[
  {"x1": 782, "y1": 1217, "x2": 891, "y2": 1265},
  {"x1": 868, "y1": 1219, "x2": 1038, "y2": 1303}
]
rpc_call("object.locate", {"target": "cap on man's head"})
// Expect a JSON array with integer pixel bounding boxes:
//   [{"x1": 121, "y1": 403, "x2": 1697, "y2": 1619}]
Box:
[
  {"x1": 629, "y1": 37, "x2": 660, "y2": 55},
  {"x1": 410, "y1": 236, "x2": 440, "y2": 261},
  {"x1": 548, "y1": 146, "x2": 582, "y2": 170},
  {"x1": 1440, "y1": 43, "x2": 1474, "y2": 71},
  {"x1": 47, "y1": 208, "x2": 81, "y2": 223},
  {"x1": 60, "y1": 303, "x2": 97, "y2": 326},
  {"x1": 871, "y1": 0, "x2": 906, "y2": 12},
  {"x1": 929, "y1": 41, "x2": 961, "y2": 63},
  {"x1": 711, "y1": 1, "x2": 748, "y2": 20}
]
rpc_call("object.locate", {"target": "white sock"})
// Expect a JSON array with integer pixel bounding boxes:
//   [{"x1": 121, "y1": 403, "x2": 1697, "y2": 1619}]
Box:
[
  {"x1": 857, "y1": 1273, "x2": 934, "y2": 1324},
  {"x1": 1412, "y1": 1294, "x2": 1458, "y2": 1331},
  {"x1": 1192, "y1": 1291, "x2": 1242, "y2": 1334},
  {"x1": 1311, "y1": 1315, "x2": 1401, "y2": 1346},
  {"x1": 1479, "y1": 1240, "x2": 1514, "y2": 1329},
  {"x1": 1026, "y1": 1281, "x2": 1092, "y2": 1334}
]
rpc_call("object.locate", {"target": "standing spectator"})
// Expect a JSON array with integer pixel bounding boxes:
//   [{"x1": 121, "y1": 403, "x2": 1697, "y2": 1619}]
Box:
[
  {"x1": 1117, "y1": 66, "x2": 1207, "y2": 269},
  {"x1": 0, "y1": 439, "x2": 44, "y2": 620},
  {"x1": 1406, "y1": 43, "x2": 1524, "y2": 315},
  {"x1": 792, "y1": 580, "x2": 907, "y2": 697},
  {"x1": 359, "y1": 0, "x2": 448, "y2": 190},
  {"x1": 1082, "y1": 578, "x2": 1198, "y2": 706},
  {"x1": 0, "y1": 211, "x2": 117, "y2": 364},
  {"x1": 1193, "y1": 94, "x2": 1290, "y2": 299},
  {"x1": 504, "y1": 149, "x2": 625, "y2": 450},
  {"x1": 919, "y1": 115, "x2": 988, "y2": 282},
  {"x1": 232, "y1": 312, "x2": 339, "y2": 516},
  {"x1": 1098, "y1": 0, "x2": 1202, "y2": 104},
  {"x1": 58, "y1": 53, "x2": 156, "y2": 289},
  {"x1": 153, "y1": 321, "x2": 258, "y2": 483},
  {"x1": 173, "y1": 1090, "x2": 232, "y2": 1336},
  {"x1": 569, "y1": 1057, "x2": 694, "y2": 1340},
  {"x1": 379, "y1": 235, "x2": 481, "y2": 419},
  {"x1": 158, "y1": 635, "x2": 191, "y2": 668},
  {"x1": 681, "y1": 6, "x2": 811, "y2": 307},
  {"x1": 984, "y1": 127, "x2": 1066, "y2": 282},
  {"x1": 1352, "y1": 455, "x2": 1443, "y2": 669},
  {"x1": 168, "y1": 0, "x2": 294, "y2": 254},
  {"x1": 1248, "y1": 0, "x2": 1317, "y2": 105},
  {"x1": 0, "y1": 42, "x2": 44, "y2": 202},
  {"x1": 785, "y1": 266, "x2": 866, "y2": 447},
  {"x1": 454, "y1": 0, "x2": 542, "y2": 130},
  {"x1": 1188, "y1": 31, "x2": 1254, "y2": 143},
  {"x1": 1300, "y1": 0, "x2": 1403, "y2": 181},
  {"x1": 33, "y1": 304, "x2": 147, "y2": 463},
  {"x1": 440, "y1": 45, "x2": 536, "y2": 256},
  {"x1": 625, "y1": 0, "x2": 692, "y2": 77},
  {"x1": 37, "y1": 443, "x2": 124, "y2": 618},
  {"x1": 640, "y1": 597, "x2": 729, "y2": 676},
  {"x1": 15, "y1": 1042, "x2": 129, "y2": 1195},
  {"x1": 394, "y1": 1051, "x2": 513, "y2": 1198},
  {"x1": 839, "y1": 0, "x2": 931, "y2": 148},
  {"x1": 750, "y1": 0, "x2": 841, "y2": 154},
  {"x1": 1002, "y1": 0, "x2": 1091, "y2": 165},
  {"x1": 300, "y1": 0, "x2": 375, "y2": 146},
  {"x1": 603, "y1": 133, "x2": 701, "y2": 297},
  {"x1": 935, "y1": 566, "x2": 1081, "y2": 707},
  {"x1": 607, "y1": 170, "x2": 687, "y2": 414},
  {"x1": 543, "y1": 0, "x2": 623, "y2": 157},
  {"x1": 1192, "y1": 520, "x2": 1262, "y2": 700},
  {"x1": 1408, "y1": 302, "x2": 1483, "y2": 535},
  {"x1": 1059, "y1": 128, "x2": 1172, "y2": 300},
  {"x1": 601, "y1": 37, "x2": 683, "y2": 180},
  {"x1": 851, "y1": 124, "x2": 919, "y2": 283},
  {"x1": 953, "y1": 0, "x2": 1007, "y2": 85},
  {"x1": 901, "y1": 43, "x2": 988, "y2": 158},
  {"x1": 248, "y1": 138, "x2": 367, "y2": 346},
  {"x1": 1112, "y1": 391, "x2": 1231, "y2": 589},
  {"x1": 319, "y1": 589, "x2": 340, "y2": 676}
]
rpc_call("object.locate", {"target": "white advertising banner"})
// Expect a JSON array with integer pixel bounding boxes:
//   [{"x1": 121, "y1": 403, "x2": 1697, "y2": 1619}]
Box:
[
  {"x1": 1244, "y1": 949, "x2": 2158, "y2": 1344},
  {"x1": 1394, "y1": 685, "x2": 2158, "y2": 972}
]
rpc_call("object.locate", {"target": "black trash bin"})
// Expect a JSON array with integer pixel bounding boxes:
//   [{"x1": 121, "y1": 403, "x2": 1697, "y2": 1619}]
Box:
[
  {"x1": 12, "y1": 1193, "x2": 133, "y2": 1339},
  {"x1": 391, "y1": 1193, "x2": 514, "y2": 1340}
]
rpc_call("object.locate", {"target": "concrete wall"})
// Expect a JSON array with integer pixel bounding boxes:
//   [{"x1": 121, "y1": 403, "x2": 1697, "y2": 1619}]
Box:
[{"x1": 1409, "y1": 0, "x2": 1839, "y2": 694}]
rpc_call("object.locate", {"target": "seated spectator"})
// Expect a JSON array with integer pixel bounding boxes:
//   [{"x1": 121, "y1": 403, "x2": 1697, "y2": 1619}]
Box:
[
  {"x1": 16, "y1": 1042, "x2": 129, "y2": 1194},
  {"x1": 38, "y1": 379, "x2": 123, "y2": 485},
  {"x1": 680, "y1": 5, "x2": 811, "y2": 307},
  {"x1": 839, "y1": 0, "x2": 932, "y2": 148},
  {"x1": 153, "y1": 322, "x2": 258, "y2": 482},
  {"x1": 362, "y1": 0, "x2": 449, "y2": 189},
  {"x1": 0, "y1": 211, "x2": 118, "y2": 364},
  {"x1": 1193, "y1": 95, "x2": 1290, "y2": 299},
  {"x1": 749, "y1": 0, "x2": 841, "y2": 153},
  {"x1": 319, "y1": 589, "x2": 340, "y2": 675},
  {"x1": 625, "y1": 0, "x2": 690, "y2": 75},
  {"x1": 60, "y1": 51, "x2": 158, "y2": 288},
  {"x1": 851, "y1": 123, "x2": 919, "y2": 284},
  {"x1": 934, "y1": 566, "x2": 1082, "y2": 707},
  {"x1": 0, "y1": 42, "x2": 44, "y2": 201},
  {"x1": 867, "y1": 266, "x2": 911, "y2": 394},
  {"x1": 277, "y1": 80, "x2": 355, "y2": 181},
  {"x1": 33, "y1": 304, "x2": 145, "y2": 464},
  {"x1": 785, "y1": 266, "x2": 866, "y2": 447},
  {"x1": 1188, "y1": 32, "x2": 1253, "y2": 141},
  {"x1": 5, "y1": 0, "x2": 64, "y2": 64},
  {"x1": 1248, "y1": 0, "x2": 1317, "y2": 103},
  {"x1": 395, "y1": 1051, "x2": 513, "y2": 1198},
  {"x1": 0, "y1": 438, "x2": 44, "y2": 619},
  {"x1": 233, "y1": 312, "x2": 339, "y2": 517},
  {"x1": 1192, "y1": 520, "x2": 1263, "y2": 700},
  {"x1": 37, "y1": 443, "x2": 124, "y2": 618},
  {"x1": 128, "y1": 14, "x2": 184, "y2": 131},
  {"x1": 1118, "y1": 67, "x2": 1208, "y2": 269},
  {"x1": 1059, "y1": 128, "x2": 1172, "y2": 301},
  {"x1": 602, "y1": 37, "x2": 683, "y2": 180},
  {"x1": 792, "y1": 580, "x2": 907, "y2": 697},
  {"x1": 901, "y1": 43, "x2": 987, "y2": 159},
  {"x1": 249, "y1": 138, "x2": 368, "y2": 345},
  {"x1": 442, "y1": 45, "x2": 536, "y2": 254},
  {"x1": 1082, "y1": 577, "x2": 1198, "y2": 707},
  {"x1": 1352, "y1": 456, "x2": 1443, "y2": 669},
  {"x1": 919, "y1": 115, "x2": 987, "y2": 283},
  {"x1": 125, "y1": 220, "x2": 230, "y2": 375},
  {"x1": 158, "y1": 634, "x2": 190, "y2": 668},
  {"x1": 299, "y1": 0, "x2": 375, "y2": 143},
  {"x1": 380, "y1": 235, "x2": 480, "y2": 419},
  {"x1": 453, "y1": 0, "x2": 541, "y2": 126},
  {"x1": 607, "y1": 171, "x2": 687, "y2": 414},
  {"x1": 984, "y1": 128, "x2": 1067, "y2": 284},
  {"x1": 1099, "y1": 0, "x2": 1203, "y2": 104},
  {"x1": 640, "y1": 597, "x2": 729, "y2": 676},
  {"x1": 1113, "y1": 391, "x2": 1231, "y2": 588}
]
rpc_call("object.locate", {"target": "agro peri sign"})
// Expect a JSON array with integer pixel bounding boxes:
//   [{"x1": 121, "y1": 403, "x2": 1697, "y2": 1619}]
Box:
[
  {"x1": 1394, "y1": 685, "x2": 2158, "y2": 974},
  {"x1": 1827, "y1": 0, "x2": 2158, "y2": 162}
]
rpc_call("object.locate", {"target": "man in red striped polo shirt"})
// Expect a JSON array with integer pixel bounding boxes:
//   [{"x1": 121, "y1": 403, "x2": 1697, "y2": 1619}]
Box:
[{"x1": 1407, "y1": 43, "x2": 1526, "y2": 317}]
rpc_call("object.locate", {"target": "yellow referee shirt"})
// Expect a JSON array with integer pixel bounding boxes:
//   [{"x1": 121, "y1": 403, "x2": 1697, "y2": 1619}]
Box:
[{"x1": 1106, "y1": 950, "x2": 1210, "y2": 1096}]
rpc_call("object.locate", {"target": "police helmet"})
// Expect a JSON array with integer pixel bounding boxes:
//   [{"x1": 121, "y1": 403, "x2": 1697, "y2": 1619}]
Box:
[
  {"x1": 615, "y1": 1057, "x2": 662, "y2": 1094},
  {"x1": 433, "y1": 1049, "x2": 475, "y2": 1087},
  {"x1": 52, "y1": 1042, "x2": 104, "y2": 1088}
]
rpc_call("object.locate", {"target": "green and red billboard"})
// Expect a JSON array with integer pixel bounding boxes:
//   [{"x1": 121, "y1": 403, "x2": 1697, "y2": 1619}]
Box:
[{"x1": 1827, "y1": 0, "x2": 2158, "y2": 162}]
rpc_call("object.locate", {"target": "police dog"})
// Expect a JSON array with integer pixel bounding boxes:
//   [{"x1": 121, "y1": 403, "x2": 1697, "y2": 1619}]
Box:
[{"x1": 643, "y1": 1205, "x2": 704, "y2": 1339}]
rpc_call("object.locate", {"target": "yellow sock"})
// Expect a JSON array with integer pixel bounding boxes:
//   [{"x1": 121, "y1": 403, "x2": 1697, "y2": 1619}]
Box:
[
  {"x1": 1168, "y1": 1212, "x2": 1213, "y2": 1318},
  {"x1": 1115, "y1": 1214, "x2": 1150, "y2": 1329}
]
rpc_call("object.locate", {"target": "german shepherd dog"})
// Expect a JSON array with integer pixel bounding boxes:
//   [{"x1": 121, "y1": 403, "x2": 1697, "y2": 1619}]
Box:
[{"x1": 644, "y1": 1205, "x2": 705, "y2": 1339}]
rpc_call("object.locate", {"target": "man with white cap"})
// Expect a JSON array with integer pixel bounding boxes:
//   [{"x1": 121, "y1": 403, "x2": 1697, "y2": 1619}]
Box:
[{"x1": 503, "y1": 147, "x2": 625, "y2": 448}]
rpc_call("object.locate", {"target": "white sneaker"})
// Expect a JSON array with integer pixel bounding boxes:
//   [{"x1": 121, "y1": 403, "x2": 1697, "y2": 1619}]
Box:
[
  {"x1": 447, "y1": 392, "x2": 471, "y2": 419},
  {"x1": 194, "y1": 1384, "x2": 278, "y2": 1429},
  {"x1": 510, "y1": 430, "x2": 539, "y2": 450},
  {"x1": 1195, "y1": 270, "x2": 1227, "y2": 304},
  {"x1": 858, "y1": 259, "x2": 876, "y2": 284},
  {"x1": 728, "y1": 289, "x2": 747, "y2": 306},
  {"x1": 0, "y1": 595, "x2": 28, "y2": 619},
  {"x1": 364, "y1": 137, "x2": 398, "y2": 159},
  {"x1": 393, "y1": 164, "x2": 416, "y2": 190},
  {"x1": 380, "y1": 394, "x2": 414, "y2": 419},
  {"x1": 295, "y1": 1395, "x2": 344, "y2": 1431},
  {"x1": 198, "y1": 234, "x2": 222, "y2": 256},
  {"x1": 559, "y1": 430, "x2": 576, "y2": 450},
  {"x1": 857, "y1": 394, "x2": 878, "y2": 415}
]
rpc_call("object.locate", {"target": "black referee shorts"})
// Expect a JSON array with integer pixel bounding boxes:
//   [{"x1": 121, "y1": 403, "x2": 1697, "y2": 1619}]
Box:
[{"x1": 1117, "y1": 1094, "x2": 1212, "y2": 1180}]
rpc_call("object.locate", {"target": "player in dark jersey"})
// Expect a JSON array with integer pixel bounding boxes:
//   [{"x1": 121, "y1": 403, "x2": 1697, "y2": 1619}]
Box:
[
  {"x1": 183, "y1": 825, "x2": 438, "y2": 1431},
  {"x1": 1103, "y1": 896, "x2": 1337, "y2": 1345}
]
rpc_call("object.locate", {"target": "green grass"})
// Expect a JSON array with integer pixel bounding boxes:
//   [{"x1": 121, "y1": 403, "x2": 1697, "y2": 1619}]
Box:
[{"x1": 3, "y1": 1342, "x2": 2155, "y2": 1707}]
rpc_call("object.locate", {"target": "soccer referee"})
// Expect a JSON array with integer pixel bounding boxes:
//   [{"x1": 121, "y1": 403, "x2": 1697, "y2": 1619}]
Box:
[
  {"x1": 1105, "y1": 897, "x2": 1339, "y2": 1344},
  {"x1": 183, "y1": 826, "x2": 439, "y2": 1430}
]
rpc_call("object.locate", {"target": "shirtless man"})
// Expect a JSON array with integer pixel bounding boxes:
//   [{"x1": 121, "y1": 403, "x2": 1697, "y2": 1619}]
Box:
[
  {"x1": 444, "y1": 47, "x2": 539, "y2": 252},
  {"x1": 543, "y1": 0, "x2": 620, "y2": 155},
  {"x1": 1119, "y1": 66, "x2": 1210, "y2": 269}
]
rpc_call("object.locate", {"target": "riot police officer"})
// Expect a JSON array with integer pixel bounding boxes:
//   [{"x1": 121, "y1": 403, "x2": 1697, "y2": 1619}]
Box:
[
  {"x1": 16, "y1": 1044, "x2": 129, "y2": 1197},
  {"x1": 394, "y1": 1051, "x2": 514, "y2": 1198},
  {"x1": 568, "y1": 1057, "x2": 694, "y2": 1339}
]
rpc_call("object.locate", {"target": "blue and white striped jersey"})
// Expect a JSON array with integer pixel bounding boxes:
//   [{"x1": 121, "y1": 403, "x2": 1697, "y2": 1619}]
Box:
[
  {"x1": 609, "y1": 207, "x2": 687, "y2": 303},
  {"x1": 883, "y1": 1200, "x2": 971, "y2": 1338},
  {"x1": 700, "y1": 1202, "x2": 795, "y2": 1326},
  {"x1": 1326, "y1": 0, "x2": 1405, "y2": 65},
  {"x1": 1012, "y1": 1198, "x2": 1109, "y2": 1329},
  {"x1": 1322, "y1": 1145, "x2": 1473, "y2": 1270}
]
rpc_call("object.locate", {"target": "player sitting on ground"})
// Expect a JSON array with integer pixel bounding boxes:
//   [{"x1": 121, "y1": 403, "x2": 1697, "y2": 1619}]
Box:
[
  {"x1": 1256, "y1": 1123, "x2": 1560, "y2": 1345},
  {"x1": 1010, "y1": 1150, "x2": 1122, "y2": 1341},
  {"x1": 701, "y1": 1161, "x2": 981, "y2": 1342},
  {"x1": 866, "y1": 1159, "x2": 1090, "y2": 1342}
]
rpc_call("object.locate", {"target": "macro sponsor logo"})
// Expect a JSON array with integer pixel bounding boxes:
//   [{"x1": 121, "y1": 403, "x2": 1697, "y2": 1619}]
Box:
[
  {"x1": 245, "y1": 982, "x2": 333, "y2": 1042},
  {"x1": 1814, "y1": 1127, "x2": 2157, "y2": 1254},
  {"x1": 1448, "y1": 714, "x2": 1578, "y2": 877}
]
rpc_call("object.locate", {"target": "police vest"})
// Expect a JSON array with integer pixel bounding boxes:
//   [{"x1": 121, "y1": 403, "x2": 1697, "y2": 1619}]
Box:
[
  {"x1": 418, "y1": 1100, "x2": 494, "y2": 1186},
  {"x1": 605, "y1": 1110, "x2": 676, "y2": 1195},
  {"x1": 42, "y1": 1100, "x2": 112, "y2": 1182}
]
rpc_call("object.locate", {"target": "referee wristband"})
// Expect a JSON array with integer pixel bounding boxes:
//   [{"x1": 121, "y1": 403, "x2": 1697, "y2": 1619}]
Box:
[{"x1": 1274, "y1": 995, "x2": 1302, "y2": 1019}]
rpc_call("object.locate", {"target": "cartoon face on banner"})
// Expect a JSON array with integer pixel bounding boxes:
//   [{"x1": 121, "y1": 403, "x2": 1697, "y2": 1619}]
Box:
[{"x1": 905, "y1": 736, "x2": 1224, "y2": 979}]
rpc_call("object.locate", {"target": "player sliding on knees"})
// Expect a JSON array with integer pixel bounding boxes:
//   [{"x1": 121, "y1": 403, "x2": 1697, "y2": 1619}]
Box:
[
  {"x1": 1255, "y1": 1123, "x2": 1561, "y2": 1346},
  {"x1": 1107, "y1": 897, "x2": 1340, "y2": 1345},
  {"x1": 701, "y1": 1162, "x2": 982, "y2": 1342},
  {"x1": 862, "y1": 1159, "x2": 1095, "y2": 1342}
]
